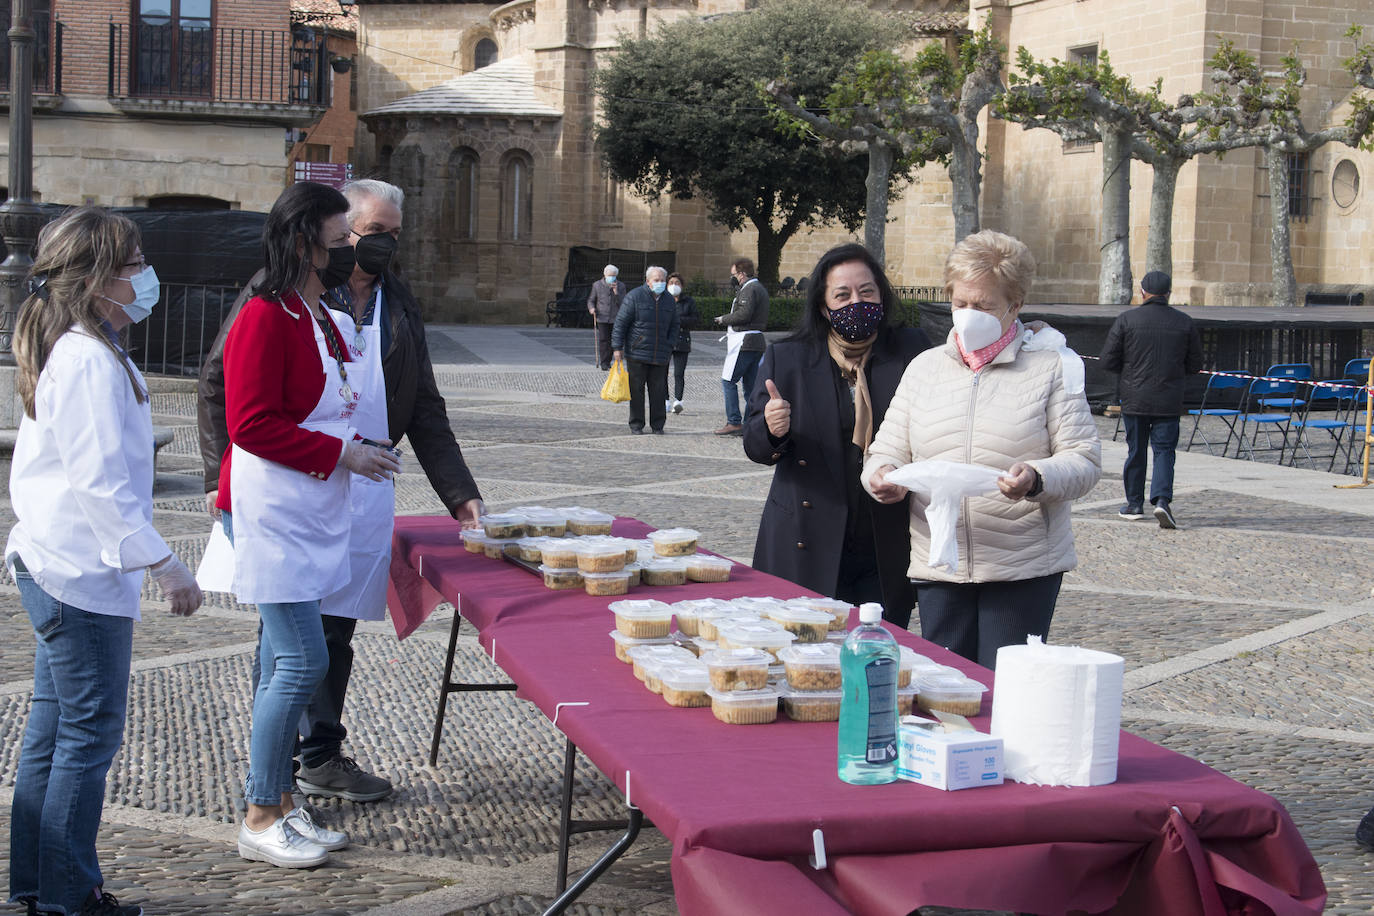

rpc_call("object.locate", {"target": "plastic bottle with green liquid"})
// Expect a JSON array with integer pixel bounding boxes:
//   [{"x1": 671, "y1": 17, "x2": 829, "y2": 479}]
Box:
[{"x1": 838, "y1": 602, "x2": 899, "y2": 784}]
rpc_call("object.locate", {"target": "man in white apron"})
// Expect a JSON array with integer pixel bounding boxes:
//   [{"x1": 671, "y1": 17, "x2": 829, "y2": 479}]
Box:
[
  {"x1": 713, "y1": 257, "x2": 769, "y2": 436},
  {"x1": 198, "y1": 180, "x2": 484, "y2": 804}
]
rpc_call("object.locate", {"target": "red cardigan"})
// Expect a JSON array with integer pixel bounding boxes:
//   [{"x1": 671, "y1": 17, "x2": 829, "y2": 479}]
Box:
[{"x1": 215, "y1": 291, "x2": 352, "y2": 512}]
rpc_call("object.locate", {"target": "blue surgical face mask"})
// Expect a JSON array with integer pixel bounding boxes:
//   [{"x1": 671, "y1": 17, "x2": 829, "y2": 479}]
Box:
[
  {"x1": 104, "y1": 264, "x2": 161, "y2": 323},
  {"x1": 650, "y1": 280, "x2": 667, "y2": 295}
]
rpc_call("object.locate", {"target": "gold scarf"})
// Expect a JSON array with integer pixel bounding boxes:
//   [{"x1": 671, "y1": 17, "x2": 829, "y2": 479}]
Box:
[{"x1": 827, "y1": 330, "x2": 876, "y2": 450}]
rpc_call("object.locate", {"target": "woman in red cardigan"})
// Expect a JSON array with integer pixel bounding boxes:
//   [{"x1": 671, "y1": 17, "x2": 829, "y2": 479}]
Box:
[{"x1": 218, "y1": 182, "x2": 400, "y2": 868}]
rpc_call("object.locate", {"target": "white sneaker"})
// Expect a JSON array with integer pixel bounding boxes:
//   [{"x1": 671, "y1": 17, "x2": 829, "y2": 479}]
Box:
[
  {"x1": 238, "y1": 817, "x2": 330, "y2": 868},
  {"x1": 665, "y1": 400, "x2": 674, "y2": 414},
  {"x1": 285, "y1": 805, "x2": 350, "y2": 851},
  {"x1": 672, "y1": 399, "x2": 684, "y2": 414}
]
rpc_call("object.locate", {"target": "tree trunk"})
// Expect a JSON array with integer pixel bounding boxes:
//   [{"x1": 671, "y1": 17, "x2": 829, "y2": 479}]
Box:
[
  {"x1": 864, "y1": 141, "x2": 893, "y2": 266},
  {"x1": 1267, "y1": 144, "x2": 1297, "y2": 308},
  {"x1": 948, "y1": 134, "x2": 981, "y2": 243},
  {"x1": 1145, "y1": 155, "x2": 1181, "y2": 279},
  {"x1": 1099, "y1": 127, "x2": 1133, "y2": 304},
  {"x1": 753, "y1": 221, "x2": 787, "y2": 289}
]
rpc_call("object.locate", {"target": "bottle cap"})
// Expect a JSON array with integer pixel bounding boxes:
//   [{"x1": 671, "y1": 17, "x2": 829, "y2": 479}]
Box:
[{"x1": 858, "y1": 602, "x2": 883, "y2": 624}]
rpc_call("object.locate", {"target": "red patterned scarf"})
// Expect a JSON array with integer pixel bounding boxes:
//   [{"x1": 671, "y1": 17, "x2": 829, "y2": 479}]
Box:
[{"x1": 956, "y1": 320, "x2": 1020, "y2": 372}]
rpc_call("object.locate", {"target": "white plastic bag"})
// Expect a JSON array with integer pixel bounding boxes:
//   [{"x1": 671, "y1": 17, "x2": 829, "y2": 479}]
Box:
[
  {"x1": 195, "y1": 518, "x2": 235, "y2": 592},
  {"x1": 884, "y1": 460, "x2": 1004, "y2": 572},
  {"x1": 1019, "y1": 323, "x2": 1085, "y2": 395}
]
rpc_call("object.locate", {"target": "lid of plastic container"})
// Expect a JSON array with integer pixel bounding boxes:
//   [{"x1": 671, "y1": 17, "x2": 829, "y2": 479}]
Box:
[
  {"x1": 460, "y1": 529, "x2": 490, "y2": 543},
  {"x1": 705, "y1": 686, "x2": 782, "y2": 704},
  {"x1": 510, "y1": 505, "x2": 551, "y2": 514},
  {"x1": 917, "y1": 674, "x2": 989, "y2": 695},
  {"x1": 583, "y1": 570, "x2": 631, "y2": 580},
  {"x1": 672, "y1": 597, "x2": 735, "y2": 617},
  {"x1": 731, "y1": 596, "x2": 788, "y2": 611},
  {"x1": 565, "y1": 508, "x2": 615, "y2": 523},
  {"x1": 700, "y1": 647, "x2": 772, "y2": 668},
  {"x1": 686, "y1": 555, "x2": 732, "y2": 569},
  {"x1": 522, "y1": 507, "x2": 565, "y2": 521},
  {"x1": 776, "y1": 643, "x2": 842, "y2": 666},
  {"x1": 537, "y1": 564, "x2": 581, "y2": 575},
  {"x1": 787, "y1": 596, "x2": 853, "y2": 614},
  {"x1": 659, "y1": 664, "x2": 711, "y2": 691},
  {"x1": 714, "y1": 620, "x2": 797, "y2": 650},
  {"x1": 576, "y1": 540, "x2": 627, "y2": 559},
  {"x1": 515, "y1": 536, "x2": 548, "y2": 548},
  {"x1": 649, "y1": 527, "x2": 700, "y2": 543},
  {"x1": 897, "y1": 646, "x2": 931, "y2": 669},
  {"x1": 642, "y1": 557, "x2": 689, "y2": 570},
  {"x1": 608, "y1": 599, "x2": 673, "y2": 618},
  {"x1": 858, "y1": 602, "x2": 884, "y2": 624},
  {"x1": 608, "y1": 630, "x2": 673, "y2": 647},
  {"x1": 690, "y1": 636, "x2": 718, "y2": 652},
  {"x1": 780, "y1": 685, "x2": 842, "y2": 700},
  {"x1": 480, "y1": 512, "x2": 527, "y2": 525},
  {"x1": 627, "y1": 644, "x2": 695, "y2": 664},
  {"x1": 765, "y1": 605, "x2": 833, "y2": 626}
]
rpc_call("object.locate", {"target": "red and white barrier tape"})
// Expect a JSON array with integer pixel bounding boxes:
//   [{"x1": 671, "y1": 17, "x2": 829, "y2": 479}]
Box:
[{"x1": 1078, "y1": 355, "x2": 1374, "y2": 394}]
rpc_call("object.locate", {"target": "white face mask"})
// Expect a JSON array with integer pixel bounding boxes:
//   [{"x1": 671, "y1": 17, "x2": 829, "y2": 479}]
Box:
[
  {"x1": 667, "y1": 284, "x2": 682, "y2": 296},
  {"x1": 951, "y1": 306, "x2": 1007, "y2": 351},
  {"x1": 103, "y1": 264, "x2": 161, "y2": 324},
  {"x1": 605, "y1": 274, "x2": 617, "y2": 284}
]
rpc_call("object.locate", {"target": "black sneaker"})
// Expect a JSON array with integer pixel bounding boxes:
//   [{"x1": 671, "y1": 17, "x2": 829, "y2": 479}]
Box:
[
  {"x1": 79, "y1": 890, "x2": 142, "y2": 916},
  {"x1": 297, "y1": 755, "x2": 392, "y2": 802},
  {"x1": 1118, "y1": 504, "x2": 1145, "y2": 520},
  {"x1": 1153, "y1": 500, "x2": 1177, "y2": 530},
  {"x1": 1357, "y1": 806, "x2": 1374, "y2": 850}
]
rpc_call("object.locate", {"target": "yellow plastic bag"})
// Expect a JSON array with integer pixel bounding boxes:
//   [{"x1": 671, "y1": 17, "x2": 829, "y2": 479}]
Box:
[{"x1": 601, "y1": 357, "x2": 630, "y2": 403}]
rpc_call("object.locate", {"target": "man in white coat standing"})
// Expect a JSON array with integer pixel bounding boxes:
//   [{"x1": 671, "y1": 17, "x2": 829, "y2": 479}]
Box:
[{"x1": 198, "y1": 180, "x2": 483, "y2": 803}]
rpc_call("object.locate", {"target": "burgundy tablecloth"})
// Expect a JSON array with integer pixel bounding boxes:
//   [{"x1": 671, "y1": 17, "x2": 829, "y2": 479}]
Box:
[{"x1": 388, "y1": 515, "x2": 1325, "y2": 916}]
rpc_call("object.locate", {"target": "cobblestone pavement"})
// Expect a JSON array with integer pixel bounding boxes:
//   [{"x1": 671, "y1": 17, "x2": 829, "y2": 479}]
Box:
[{"x1": 2, "y1": 324, "x2": 1373, "y2": 915}]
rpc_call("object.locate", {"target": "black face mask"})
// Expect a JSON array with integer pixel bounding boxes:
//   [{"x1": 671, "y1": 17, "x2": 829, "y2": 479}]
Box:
[
  {"x1": 317, "y1": 244, "x2": 356, "y2": 289},
  {"x1": 354, "y1": 232, "x2": 398, "y2": 276}
]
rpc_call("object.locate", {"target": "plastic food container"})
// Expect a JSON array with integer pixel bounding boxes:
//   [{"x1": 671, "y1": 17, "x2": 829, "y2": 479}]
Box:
[
  {"x1": 777, "y1": 643, "x2": 842, "y2": 690},
  {"x1": 576, "y1": 540, "x2": 627, "y2": 574},
  {"x1": 649, "y1": 527, "x2": 699, "y2": 556},
  {"x1": 565, "y1": 508, "x2": 614, "y2": 536},
  {"x1": 538, "y1": 564, "x2": 583, "y2": 590},
  {"x1": 609, "y1": 538, "x2": 639, "y2": 564},
  {"x1": 640, "y1": 558, "x2": 688, "y2": 587},
  {"x1": 781, "y1": 687, "x2": 842, "y2": 722},
  {"x1": 624, "y1": 562, "x2": 643, "y2": 587},
  {"x1": 511, "y1": 536, "x2": 547, "y2": 563},
  {"x1": 786, "y1": 597, "x2": 853, "y2": 631},
  {"x1": 897, "y1": 646, "x2": 935, "y2": 688},
  {"x1": 672, "y1": 598, "x2": 734, "y2": 637},
  {"x1": 610, "y1": 630, "x2": 673, "y2": 664},
  {"x1": 915, "y1": 674, "x2": 989, "y2": 716},
  {"x1": 687, "y1": 636, "x2": 717, "y2": 657},
  {"x1": 765, "y1": 606, "x2": 832, "y2": 644},
  {"x1": 480, "y1": 512, "x2": 527, "y2": 539},
  {"x1": 460, "y1": 529, "x2": 489, "y2": 554},
  {"x1": 698, "y1": 610, "x2": 756, "y2": 642},
  {"x1": 583, "y1": 570, "x2": 631, "y2": 596},
  {"x1": 660, "y1": 664, "x2": 711, "y2": 707},
  {"x1": 609, "y1": 599, "x2": 674, "y2": 638},
  {"x1": 539, "y1": 539, "x2": 581, "y2": 569},
  {"x1": 896, "y1": 685, "x2": 919, "y2": 716},
  {"x1": 714, "y1": 619, "x2": 797, "y2": 660},
  {"x1": 685, "y1": 555, "x2": 732, "y2": 583},
  {"x1": 707, "y1": 686, "x2": 780, "y2": 724},
  {"x1": 523, "y1": 509, "x2": 567, "y2": 538},
  {"x1": 482, "y1": 538, "x2": 509, "y2": 560},
  {"x1": 627, "y1": 645, "x2": 695, "y2": 682},
  {"x1": 701, "y1": 648, "x2": 772, "y2": 692}
]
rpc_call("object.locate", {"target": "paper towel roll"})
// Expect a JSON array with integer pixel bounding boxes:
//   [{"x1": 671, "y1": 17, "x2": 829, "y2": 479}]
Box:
[{"x1": 989, "y1": 637, "x2": 1123, "y2": 787}]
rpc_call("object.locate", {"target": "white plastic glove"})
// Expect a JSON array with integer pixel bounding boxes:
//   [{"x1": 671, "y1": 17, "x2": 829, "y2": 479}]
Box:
[
  {"x1": 149, "y1": 554, "x2": 203, "y2": 616},
  {"x1": 339, "y1": 439, "x2": 402, "y2": 481}
]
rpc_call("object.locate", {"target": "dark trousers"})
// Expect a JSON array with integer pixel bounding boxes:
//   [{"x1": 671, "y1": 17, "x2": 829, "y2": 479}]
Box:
[
  {"x1": 251, "y1": 613, "x2": 357, "y2": 770},
  {"x1": 835, "y1": 548, "x2": 886, "y2": 618},
  {"x1": 671, "y1": 349, "x2": 689, "y2": 402},
  {"x1": 595, "y1": 321, "x2": 614, "y2": 370},
  {"x1": 913, "y1": 573, "x2": 1063, "y2": 670},
  {"x1": 1122, "y1": 415, "x2": 1180, "y2": 507},
  {"x1": 627, "y1": 357, "x2": 669, "y2": 432}
]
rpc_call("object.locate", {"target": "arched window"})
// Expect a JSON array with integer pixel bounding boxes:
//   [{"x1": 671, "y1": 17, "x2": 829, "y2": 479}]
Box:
[
  {"x1": 474, "y1": 38, "x2": 497, "y2": 70},
  {"x1": 500, "y1": 150, "x2": 533, "y2": 242},
  {"x1": 452, "y1": 147, "x2": 479, "y2": 239}
]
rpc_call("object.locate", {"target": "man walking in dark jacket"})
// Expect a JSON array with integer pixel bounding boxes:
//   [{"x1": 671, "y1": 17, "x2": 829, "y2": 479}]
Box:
[
  {"x1": 713, "y1": 258, "x2": 769, "y2": 436},
  {"x1": 612, "y1": 265, "x2": 680, "y2": 434},
  {"x1": 198, "y1": 180, "x2": 482, "y2": 802},
  {"x1": 1099, "y1": 271, "x2": 1203, "y2": 529}
]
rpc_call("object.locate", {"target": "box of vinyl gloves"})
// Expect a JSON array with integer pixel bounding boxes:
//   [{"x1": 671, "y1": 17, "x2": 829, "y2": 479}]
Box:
[{"x1": 896, "y1": 715, "x2": 1003, "y2": 790}]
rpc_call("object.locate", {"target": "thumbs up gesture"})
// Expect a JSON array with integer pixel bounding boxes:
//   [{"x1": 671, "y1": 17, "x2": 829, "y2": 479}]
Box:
[{"x1": 764, "y1": 378, "x2": 791, "y2": 439}]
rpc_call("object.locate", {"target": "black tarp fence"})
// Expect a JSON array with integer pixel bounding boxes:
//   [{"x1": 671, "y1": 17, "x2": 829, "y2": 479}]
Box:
[{"x1": 4, "y1": 204, "x2": 266, "y2": 376}]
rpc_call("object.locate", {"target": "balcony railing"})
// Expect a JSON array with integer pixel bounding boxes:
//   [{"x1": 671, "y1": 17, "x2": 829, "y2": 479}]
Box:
[
  {"x1": 0, "y1": 11, "x2": 62, "y2": 95},
  {"x1": 108, "y1": 22, "x2": 329, "y2": 108}
]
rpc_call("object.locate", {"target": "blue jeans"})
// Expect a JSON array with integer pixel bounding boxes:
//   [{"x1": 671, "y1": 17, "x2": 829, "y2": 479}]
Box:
[
  {"x1": 222, "y1": 512, "x2": 329, "y2": 805},
  {"x1": 11, "y1": 568, "x2": 133, "y2": 916},
  {"x1": 1122, "y1": 415, "x2": 1180, "y2": 507},
  {"x1": 722, "y1": 349, "x2": 762, "y2": 425}
]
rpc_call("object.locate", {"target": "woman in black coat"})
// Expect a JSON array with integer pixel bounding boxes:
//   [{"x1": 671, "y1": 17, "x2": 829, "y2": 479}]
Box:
[{"x1": 743, "y1": 244, "x2": 931, "y2": 628}]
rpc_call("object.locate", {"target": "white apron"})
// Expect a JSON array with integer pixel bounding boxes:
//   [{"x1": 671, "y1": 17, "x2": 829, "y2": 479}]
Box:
[
  {"x1": 228, "y1": 310, "x2": 354, "y2": 605},
  {"x1": 721, "y1": 328, "x2": 762, "y2": 381},
  {"x1": 319, "y1": 290, "x2": 395, "y2": 621}
]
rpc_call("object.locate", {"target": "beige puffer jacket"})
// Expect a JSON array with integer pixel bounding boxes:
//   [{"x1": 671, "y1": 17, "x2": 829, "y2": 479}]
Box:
[{"x1": 862, "y1": 331, "x2": 1101, "y2": 584}]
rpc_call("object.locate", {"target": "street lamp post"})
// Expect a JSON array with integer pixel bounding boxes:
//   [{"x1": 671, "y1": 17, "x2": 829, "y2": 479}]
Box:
[{"x1": 0, "y1": 0, "x2": 43, "y2": 367}]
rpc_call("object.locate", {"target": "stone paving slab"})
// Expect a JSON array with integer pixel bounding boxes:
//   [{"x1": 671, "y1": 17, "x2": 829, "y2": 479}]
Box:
[
  {"x1": 1080, "y1": 488, "x2": 1374, "y2": 538},
  {"x1": 461, "y1": 444, "x2": 757, "y2": 492}
]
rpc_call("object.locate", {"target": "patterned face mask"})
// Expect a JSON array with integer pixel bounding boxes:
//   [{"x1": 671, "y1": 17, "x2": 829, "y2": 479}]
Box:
[{"x1": 826, "y1": 300, "x2": 884, "y2": 342}]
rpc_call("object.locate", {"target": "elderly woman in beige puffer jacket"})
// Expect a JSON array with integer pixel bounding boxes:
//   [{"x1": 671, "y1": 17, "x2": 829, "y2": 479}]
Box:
[{"x1": 862, "y1": 230, "x2": 1100, "y2": 669}]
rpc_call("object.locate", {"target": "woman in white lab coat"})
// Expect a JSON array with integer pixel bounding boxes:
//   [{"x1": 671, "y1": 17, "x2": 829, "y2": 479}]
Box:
[{"x1": 7, "y1": 207, "x2": 202, "y2": 916}]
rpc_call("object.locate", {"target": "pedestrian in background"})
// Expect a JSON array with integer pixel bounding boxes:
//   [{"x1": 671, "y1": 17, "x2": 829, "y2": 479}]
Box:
[
  {"x1": 1099, "y1": 270, "x2": 1202, "y2": 530},
  {"x1": 8, "y1": 207, "x2": 203, "y2": 916},
  {"x1": 864, "y1": 230, "x2": 1101, "y2": 669},
  {"x1": 667, "y1": 271, "x2": 698, "y2": 415},
  {"x1": 744, "y1": 244, "x2": 930, "y2": 627},
  {"x1": 587, "y1": 263, "x2": 626, "y2": 371},
  {"x1": 612, "y1": 265, "x2": 680, "y2": 434},
  {"x1": 215, "y1": 182, "x2": 400, "y2": 868},
  {"x1": 713, "y1": 257, "x2": 769, "y2": 436}
]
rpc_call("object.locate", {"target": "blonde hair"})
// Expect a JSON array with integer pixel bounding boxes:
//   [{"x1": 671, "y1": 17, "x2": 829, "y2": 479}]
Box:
[
  {"x1": 14, "y1": 207, "x2": 146, "y2": 418},
  {"x1": 943, "y1": 230, "x2": 1036, "y2": 305}
]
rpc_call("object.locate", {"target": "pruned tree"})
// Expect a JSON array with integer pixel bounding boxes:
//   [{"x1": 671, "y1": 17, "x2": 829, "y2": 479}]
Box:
[
  {"x1": 594, "y1": 0, "x2": 890, "y2": 285},
  {"x1": 766, "y1": 25, "x2": 1004, "y2": 262}
]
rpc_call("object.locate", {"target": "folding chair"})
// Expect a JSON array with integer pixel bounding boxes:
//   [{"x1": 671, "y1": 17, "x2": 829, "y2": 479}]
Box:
[
  {"x1": 1287, "y1": 380, "x2": 1359, "y2": 470},
  {"x1": 1185, "y1": 371, "x2": 1249, "y2": 456},
  {"x1": 1234, "y1": 376, "x2": 1298, "y2": 462},
  {"x1": 1337, "y1": 360, "x2": 1371, "y2": 474},
  {"x1": 1256, "y1": 363, "x2": 1312, "y2": 412}
]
